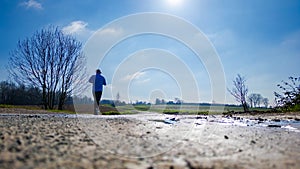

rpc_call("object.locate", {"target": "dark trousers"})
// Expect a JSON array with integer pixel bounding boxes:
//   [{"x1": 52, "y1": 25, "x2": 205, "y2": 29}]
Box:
[{"x1": 93, "y1": 91, "x2": 102, "y2": 112}]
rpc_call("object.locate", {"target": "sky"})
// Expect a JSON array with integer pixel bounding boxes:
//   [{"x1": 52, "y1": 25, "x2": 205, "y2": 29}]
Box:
[{"x1": 0, "y1": 0, "x2": 299, "y2": 105}]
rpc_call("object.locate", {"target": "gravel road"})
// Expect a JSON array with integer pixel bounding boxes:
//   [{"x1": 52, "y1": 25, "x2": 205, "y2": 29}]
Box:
[{"x1": 0, "y1": 108, "x2": 299, "y2": 169}]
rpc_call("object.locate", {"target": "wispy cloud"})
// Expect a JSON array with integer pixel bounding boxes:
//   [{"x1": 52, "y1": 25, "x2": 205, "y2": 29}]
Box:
[
  {"x1": 98, "y1": 28, "x2": 124, "y2": 37},
  {"x1": 136, "y1": 78, "x2": 151, "y2": 84},
  {"x1": 62, "y1": 21, "x2": 89, "y2": 35},
  {"x1": 122, "y1": 72, "x2": 146, "y2": 81},
  {"x1": 21, "y1": 0, "x2": 43, "y2": 10}
]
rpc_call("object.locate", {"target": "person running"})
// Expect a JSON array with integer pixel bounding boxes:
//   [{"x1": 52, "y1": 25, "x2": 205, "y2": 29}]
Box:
[{"x1": 89, "y1": 69, "x2": 106, "y2": 115}]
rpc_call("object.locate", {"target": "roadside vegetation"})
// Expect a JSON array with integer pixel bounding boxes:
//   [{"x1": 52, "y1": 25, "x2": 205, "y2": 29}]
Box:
[{"x1": 275, "y1": 76, "x2": 300, "y2": 112}]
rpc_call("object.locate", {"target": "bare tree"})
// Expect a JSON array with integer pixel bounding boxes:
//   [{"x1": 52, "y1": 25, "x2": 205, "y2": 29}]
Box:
[
  {"x1": 228, "y1": 74, "x2": 249, "y2": 112},
  {"x1": 248, "y1": 93, "x2": 263, "y2": 107},
  {"x1": 8, "y1": 26, "x2": 86, "y2": 110},
  {"x1": 248, "y1": 94, "x2": 254, "y2": 108},
  {"x1": 262, "y1": 98, "x2": 269, "y2": 108}
]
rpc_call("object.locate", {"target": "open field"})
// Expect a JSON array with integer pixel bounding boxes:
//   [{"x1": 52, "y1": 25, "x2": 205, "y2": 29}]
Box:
[
  {"x1": 71, "y1": 103, "x2": 271, "y2": 115},
  {"x1": 0, "y1": 103, "x2": 272, "y2": 115}
]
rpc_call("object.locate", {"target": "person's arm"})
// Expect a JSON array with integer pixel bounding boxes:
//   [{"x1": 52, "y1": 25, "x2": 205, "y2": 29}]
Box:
[
  {"x1": 88, "y1": 75, "x2": 94, "y2": 83},
  {"x1": 103, "y1": 77, "x2": 106, "y2": 86}
]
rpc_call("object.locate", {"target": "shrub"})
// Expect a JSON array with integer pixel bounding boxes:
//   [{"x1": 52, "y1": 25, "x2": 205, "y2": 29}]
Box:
[{"x1": 275, "y1": 76, "x2": 300, "y2": 111}]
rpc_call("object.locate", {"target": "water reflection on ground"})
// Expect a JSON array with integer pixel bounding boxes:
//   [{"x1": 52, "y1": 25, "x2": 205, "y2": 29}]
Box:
[{"x1": 1, "y1": 112, "x2": 299, "y2": 133}]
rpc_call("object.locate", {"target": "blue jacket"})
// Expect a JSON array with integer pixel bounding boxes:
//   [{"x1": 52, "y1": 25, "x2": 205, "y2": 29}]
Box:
[{"x1": 89, "y1": 74, "x2": 106, "y2": 92}]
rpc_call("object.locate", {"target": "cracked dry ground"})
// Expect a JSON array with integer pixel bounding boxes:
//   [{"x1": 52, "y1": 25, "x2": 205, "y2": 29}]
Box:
[{"x1": 0, "y1": 113, "x2": 299, "y2": 169}]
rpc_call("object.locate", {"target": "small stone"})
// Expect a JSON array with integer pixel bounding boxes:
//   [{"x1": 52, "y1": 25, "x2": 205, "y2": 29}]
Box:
[
  {"x1": 268, "y1": 124, "x2": 281, "y2": 128},
  {"x1": 257, "y1": 117, "x2": 264, "y2": 121},
  {"x1": 16, "y1": 139, "x2": 22, "y2": 145},
  {"x1": 224, "y1": 135, "x2": 229, "y2": 139},
  {"x1": 272, "y1": 119, "x2": 281, "y2": 122}
]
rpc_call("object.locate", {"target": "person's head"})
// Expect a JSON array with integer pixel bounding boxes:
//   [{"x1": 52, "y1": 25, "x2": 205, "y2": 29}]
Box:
[{"x1": 96, "y1": 69, "x2": 101, "y2": 74}]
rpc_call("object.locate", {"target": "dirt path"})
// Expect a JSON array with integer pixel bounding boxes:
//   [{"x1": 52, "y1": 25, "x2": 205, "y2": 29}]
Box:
[{"x1": 0, "y1": 109, "x2": 299, "y2": 169}]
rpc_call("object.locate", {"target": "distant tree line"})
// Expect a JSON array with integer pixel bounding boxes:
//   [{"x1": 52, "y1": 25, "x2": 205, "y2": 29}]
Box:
[
  {"x1": 248, "y1": 93, "x2": 269, "y2": 108},
  {"x1": 0, "y1": 81, "x2": 41, "y2": 105},
  {"x1": 155, "y1": 97, "x2": 183, "y2": 105},
  {"x1": 0, "y1": 80, "x2": 101, "y2": 109}
]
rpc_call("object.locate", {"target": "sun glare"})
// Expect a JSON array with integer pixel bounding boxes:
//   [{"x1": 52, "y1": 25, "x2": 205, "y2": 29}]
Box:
[{"x1": 166, "y1": 0, "x2": 183, "y2": 7}]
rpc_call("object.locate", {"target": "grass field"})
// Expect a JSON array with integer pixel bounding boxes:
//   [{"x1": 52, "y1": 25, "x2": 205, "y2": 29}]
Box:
[
  {"x1": 72, "y1": 102, "x2": 297, "y2": 115},
  {"x1": 116, "y1": 104, "x2": 271, "y2": 115},
  {"x1": 0, "y1": 103, "x2": 271, "y2": 115}
]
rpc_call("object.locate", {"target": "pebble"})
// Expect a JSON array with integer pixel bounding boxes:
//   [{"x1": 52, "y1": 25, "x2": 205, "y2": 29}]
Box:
[{"x1": 268, "y1": 124, "x2": 281, "y2": 128}]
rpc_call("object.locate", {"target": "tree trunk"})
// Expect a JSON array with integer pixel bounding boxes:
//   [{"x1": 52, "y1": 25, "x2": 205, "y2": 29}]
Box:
[
  {"x1": 42, "y1": 84, "x2": 47, "y2": 110},
  {"x1": 242, "y1": 101, "x2": 249, "y2": 112},
  {"x1": 58, "y1": 92, "x2": 66, "y2": 110}
]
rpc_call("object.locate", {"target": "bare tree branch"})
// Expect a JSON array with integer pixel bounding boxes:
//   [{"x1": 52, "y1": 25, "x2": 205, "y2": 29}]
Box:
[
  {"x1": 8, "y1": 26, "x2": 87, "y2": 110},
  {"x1": 228, "y1": 74, "x2": 249, "y2": 112}
]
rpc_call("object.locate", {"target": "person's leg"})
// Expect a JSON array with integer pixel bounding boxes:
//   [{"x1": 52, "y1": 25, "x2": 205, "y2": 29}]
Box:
[
  {"x1": 99, "y1": 91, "x2": 103, "y2": 103},
  {"x1": 95, "y1": 92, "x2": 102, "y2": 105},
  {"x1": 95, "y1": 91, "x2": 102, "y2": 114},
  {"x1": 93, "y1": 92, "x2": 98, "y2": 115}
]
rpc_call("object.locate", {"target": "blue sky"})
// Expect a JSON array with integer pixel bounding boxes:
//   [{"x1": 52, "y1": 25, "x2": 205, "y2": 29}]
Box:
[{"x1": 1, "y1": 0, "x2": 299, "y2": 105}]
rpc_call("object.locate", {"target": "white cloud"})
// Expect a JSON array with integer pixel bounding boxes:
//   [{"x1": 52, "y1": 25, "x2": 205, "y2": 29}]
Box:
[
  {"x1": 98, "y1": 28, "x2": 123, "y2": 36},
  {"x1": 21, "y1": 0, "x2": 43, "y2": 10},
  {"x1": 122, "y1": 72, "x2": 146, "y2": 81},
  {"x1": 62, "y1": 21, "x2": 89, "y2": 35},
  {"x1": 136, "y1": 78, "x2": 151, "y2": 84}
]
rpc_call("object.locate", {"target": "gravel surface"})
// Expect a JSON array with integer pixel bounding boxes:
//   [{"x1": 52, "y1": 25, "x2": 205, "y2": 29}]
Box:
[{"x1": 0, "y1": 108, "x2": 300, "y2": 169}]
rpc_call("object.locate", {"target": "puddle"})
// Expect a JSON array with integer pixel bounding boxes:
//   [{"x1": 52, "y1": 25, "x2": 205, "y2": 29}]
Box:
[{"x1": 194, "y1": 115, "x2": 300, "y2": 133}]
